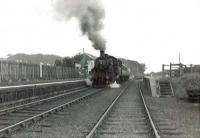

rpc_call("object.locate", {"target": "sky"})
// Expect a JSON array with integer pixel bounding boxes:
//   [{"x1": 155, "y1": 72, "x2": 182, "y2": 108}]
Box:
[{"x1": 0, "y1": 0, "x2": 200, "y2": 73}]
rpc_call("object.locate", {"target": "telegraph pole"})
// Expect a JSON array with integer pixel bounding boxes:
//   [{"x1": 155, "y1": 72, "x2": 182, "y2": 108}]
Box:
[{"x1": 179, "y1": 52, "x2": 182, "y2": 76}]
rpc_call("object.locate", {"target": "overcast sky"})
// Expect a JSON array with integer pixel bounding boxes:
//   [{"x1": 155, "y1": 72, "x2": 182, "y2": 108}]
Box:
[{"x1": 0, "y1": 0, "x2": 200, "y2": 72}]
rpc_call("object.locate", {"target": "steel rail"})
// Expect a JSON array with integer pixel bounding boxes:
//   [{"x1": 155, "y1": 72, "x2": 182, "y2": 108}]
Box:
[
  {"x1": 139, "y1": 82, "x2": 161, "y2": 138},
  {"x1": 0, "y1": 79, "x2": 84, "y2": 90},
  {"x1": 0, "y1": 87, "x2": 89, "y2": 115},
  {"x1": 0, "y1": 88, "x2": 103, "y2": 137},
  {"x1": 86, "y1": 85, "x2": 129, "y2": 138}
]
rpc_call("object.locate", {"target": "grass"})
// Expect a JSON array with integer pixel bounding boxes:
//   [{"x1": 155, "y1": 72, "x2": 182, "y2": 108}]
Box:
[{"x1": 172, "y1": 73, "x2": 200, "y2": 98}]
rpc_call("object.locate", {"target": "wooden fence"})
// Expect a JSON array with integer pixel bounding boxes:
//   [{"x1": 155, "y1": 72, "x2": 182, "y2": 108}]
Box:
[
  {"x1": 162, "y1": 63, "x2": 200, "y2": 77},
  {"x1": 0, "y1": 60, "x2": 80, "y2": 82}
]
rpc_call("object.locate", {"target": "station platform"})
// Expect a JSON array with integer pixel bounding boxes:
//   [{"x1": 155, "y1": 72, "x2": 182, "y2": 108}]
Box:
[
  {"x1": 0, "y1": 78, "x2": 84, "y2": 88},
  {"x1": 143, "y1": 76, "x2": 160, "y2": 97}
]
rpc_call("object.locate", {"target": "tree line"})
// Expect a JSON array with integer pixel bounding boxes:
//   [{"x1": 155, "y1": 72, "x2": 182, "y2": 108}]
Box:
[{"x1": 54, "y1": 53, "x2": 83, "y2": 67}]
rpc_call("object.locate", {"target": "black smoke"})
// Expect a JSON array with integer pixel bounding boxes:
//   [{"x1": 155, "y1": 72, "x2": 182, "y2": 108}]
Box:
[{"x1": 53, "y1": 0, "x2": 106, "y2": 50}]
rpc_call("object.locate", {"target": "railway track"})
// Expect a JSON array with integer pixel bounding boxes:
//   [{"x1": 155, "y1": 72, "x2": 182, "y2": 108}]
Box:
[
  {"x1": 0, "y1": 87, "x2": 104, "y2": 137},
  {"x1": 0, "y1": 87, "x2": 88, "y2": 115},
  {"x1": 86, "y1": 81, "x2": 160, "y2": 138},
  {"x1": 9, "y1": 81, "x2": 131, "y2": 138},
  {"x1": 140, "y1": 82, "x2": 187, "y2": 138}
]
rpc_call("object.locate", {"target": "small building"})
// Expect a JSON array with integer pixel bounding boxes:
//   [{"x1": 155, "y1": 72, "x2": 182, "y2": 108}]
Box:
[
  {"x1": 75, "y1": 63, "x2": 81, "y2": 69},
  {"x1": 87, "y1": 60, "x2": 94, "y2": 73},
  {"x1": 79, "y1": 53, "x2": 96, "y2": 76}
]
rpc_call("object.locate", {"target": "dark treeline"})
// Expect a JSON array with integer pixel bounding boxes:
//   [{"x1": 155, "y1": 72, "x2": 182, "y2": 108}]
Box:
[
  {"x1": 119, "y1": 58, "x2": 146, "y2": 75},
  {"x1": 55, "y1": 54, "x2": 83, "y2": 67},
  {"x1": 7, "y1": 54, "x2": 62, "y2": 65}
]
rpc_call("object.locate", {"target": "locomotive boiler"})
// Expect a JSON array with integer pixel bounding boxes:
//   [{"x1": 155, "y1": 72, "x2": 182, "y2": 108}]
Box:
[{"x1": 91, "y1": 50, "x2": 130, "y2": 87}]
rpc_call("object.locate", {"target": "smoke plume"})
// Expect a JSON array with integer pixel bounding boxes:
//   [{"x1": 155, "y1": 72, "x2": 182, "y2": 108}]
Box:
[{"x1": 53, "y1": 0, "x2": 106, "y2": 50}]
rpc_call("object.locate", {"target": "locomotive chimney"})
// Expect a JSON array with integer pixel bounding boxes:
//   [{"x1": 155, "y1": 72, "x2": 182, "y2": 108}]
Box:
[{"x1": 100, "y1": 50, "x2": 105, "y2": 57}]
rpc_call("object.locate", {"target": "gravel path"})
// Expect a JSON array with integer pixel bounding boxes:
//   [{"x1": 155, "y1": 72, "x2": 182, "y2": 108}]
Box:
[
  {"x1": 11, "y1": 82, "x2": 130, "y2": 138},
  {"x1": 141, "y1": 82, "x2": 200, "y2": 138}
]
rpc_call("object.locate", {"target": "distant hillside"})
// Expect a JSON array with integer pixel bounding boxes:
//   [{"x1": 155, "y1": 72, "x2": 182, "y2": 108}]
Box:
[
  {"x1": 7, "y1": 54, "x2": 62, "y2": 65},
  {"x1": 119, "y1": 58, "x2": 145, "y2": 76}
]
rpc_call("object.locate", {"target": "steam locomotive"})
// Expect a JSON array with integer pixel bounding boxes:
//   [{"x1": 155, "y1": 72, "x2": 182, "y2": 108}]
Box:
[{"x1": 91, "y1": 50, "x2": 130, "y2": 87}]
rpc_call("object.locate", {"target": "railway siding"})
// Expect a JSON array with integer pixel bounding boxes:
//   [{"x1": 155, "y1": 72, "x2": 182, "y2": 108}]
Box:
[{"x1": 0, "y1": 87, "x2": 103, "y2": 137}]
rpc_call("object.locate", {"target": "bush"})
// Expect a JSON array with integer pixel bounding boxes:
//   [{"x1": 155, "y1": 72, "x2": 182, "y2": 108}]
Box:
[{"x1": 172, "y1": 73, "x2": 200, "y2": 98}]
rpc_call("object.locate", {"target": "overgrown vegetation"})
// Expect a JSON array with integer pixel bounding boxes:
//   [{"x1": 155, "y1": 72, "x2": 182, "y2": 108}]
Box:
[
  {"x1": 119, "y1": 58, "x2": 146, "y2": 75},
  {"x1": 172, "y1": 73, "x2": 200, "y2": 98}
]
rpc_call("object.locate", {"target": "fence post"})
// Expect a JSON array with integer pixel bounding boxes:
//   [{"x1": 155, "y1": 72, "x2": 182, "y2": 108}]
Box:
[
  {"x1": 40, "y1": 62, "x2": 43, "y2": 79},
  {"x1": 179, "y1": 63, "x2": 183, "y2": 76},
  {"x1": 0, "y1": 60, "x2": 1, "y2": 83},
  {"x1": 170, "y1": 63, "x2": 172, "y2": 77},
  {"x1": 162, "y1": 64, "x2": 165, "y2": 77}
]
